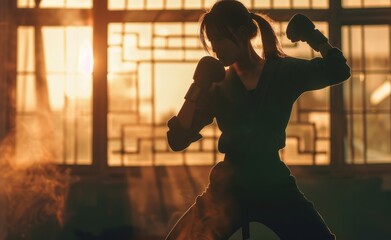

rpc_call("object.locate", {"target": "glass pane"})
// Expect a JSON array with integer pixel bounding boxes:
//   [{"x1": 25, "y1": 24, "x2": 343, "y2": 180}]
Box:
[
  {"x1": 17, "y1": 0, "x2": 35, "y2": 8},
  {"x1": 278, "y1": 22, "x2": 330, "y2": 165},
  {"x1": 364, "y1": 25, "x2": 390, "y2": 71},
  {"x1": 366, "y1": 74, "x2": 390, "y2": 110},
  {"x1": 17, "y1": 27, "x2": 35, "y2": 72},
  {"x1": 311, "y1": 0, "x2": 328, "y2": 8},
  {"x1": 254, "y1": 0, "x2": 271, "y2": 8},
  {"x1": 364, "y1": 0, "x2": 391, "y2": 7},
  {"x1": 147, "y1": 0, "x2": 164, "y2": 9},
  {"x1": 154, "y1": 63, "x2": 197, "y2": 123},
  {"x1": 18, "y1": 0, "x2": 92, "y2": 8},
  {"x1": 299, "y1": 88, "x2": 329, "y2": 111},
  {"x1": 350, "y1": 26, "x2": 364, "y2": 71},
  {"x1": 366, "y1": 114, "x2": 391, "y2": 163},
  {"x1": 351, "y1": 73, "x2": 365, "y2": 111},
  {"x1": 108, "y1": 0, "x2": 328, "y2": 10},
  {"x1": 343, "y1": 0, "x2": 362, "y2": 8},
  {"x1": 17, "y1": 74, "x2": 37, "y2": 112},
  {"x1": 108, "y1": 21, "x2": 331, "y2": 166},
  {"x1": 166, "y1": 0, "x2": 182, "y2": 9},
  {"x1": 346, "y1": 114, "x2": 365, "y2": 164},
  {"x1": 294, "y1": 0, "x2": 310, "y2": 8},
  {"x1": 108, "y1": 0, "x2": 125, "y2": 10},
  {"x1": 16, "y1": 26, "x2": 92, "y2": 165},
  {"x1": 184, "y1": 0, "x2": 202, "y2": 9},
  {"x1": 274, "y1": 0, "x2": 290, "y2": 8},
  {"x1": 343, "y1": 25, "x2": 391, "y2": 164},
  {"x1": 343, "y1": 0, "x2": 391, "y2": 8},
  {"x1": 107, "y1": 22, "x2": 208, "y2": 166}
]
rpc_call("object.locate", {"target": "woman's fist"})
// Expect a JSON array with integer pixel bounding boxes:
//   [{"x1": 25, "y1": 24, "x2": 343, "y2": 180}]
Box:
[{"x1": 286, "y1": 14, "x2": 328, "y2": 51}]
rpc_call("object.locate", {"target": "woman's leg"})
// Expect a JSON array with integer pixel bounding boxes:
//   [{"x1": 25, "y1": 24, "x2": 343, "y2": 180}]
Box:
[
  {"x1": 258, "y1": 201, "x2": 336, "y2": 240},
  {"x1": 165, "y1": 161, "x2": 243, "y2": 240},
  {"x1": 246, "y1": 177, "x2": 336, "y2": 240}
]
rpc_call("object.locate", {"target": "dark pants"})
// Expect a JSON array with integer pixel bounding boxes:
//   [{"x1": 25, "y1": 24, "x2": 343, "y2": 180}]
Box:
[{"x1": 165, "y1": 159, "x2": 335, "y2": 240}]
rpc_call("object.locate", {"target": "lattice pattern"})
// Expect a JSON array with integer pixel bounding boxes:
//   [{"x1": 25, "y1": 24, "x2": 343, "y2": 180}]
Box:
[
  {"x1": 343, "y1": 25, "x2": 391, "y2": 164},
  {"x1": 107, "y1": 22, "x2": 331, "y2": 166}
]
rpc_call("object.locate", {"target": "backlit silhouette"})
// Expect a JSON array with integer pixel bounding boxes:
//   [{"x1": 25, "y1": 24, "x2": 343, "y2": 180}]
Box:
[{"x1": 166, "y1": 1, "x2": 351, "y2": 239}]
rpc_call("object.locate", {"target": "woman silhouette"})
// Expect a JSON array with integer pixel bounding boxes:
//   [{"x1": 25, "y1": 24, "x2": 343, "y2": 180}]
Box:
[{"x1": 166, "y1": 1, "x2": 350, "y2": 239}]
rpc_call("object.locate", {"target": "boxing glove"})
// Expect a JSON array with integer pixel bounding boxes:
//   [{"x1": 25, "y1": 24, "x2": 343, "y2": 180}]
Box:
[
  {"x1": 185, "y1": 56, "x2": 225, "y2": 102},
  {"x1": 286, "y1": 14, "x2": 328, "y2": 52}
]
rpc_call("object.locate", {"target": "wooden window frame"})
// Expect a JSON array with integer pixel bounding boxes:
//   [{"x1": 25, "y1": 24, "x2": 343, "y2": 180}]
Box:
[{"x1": 3, "y1": 0, "x2": 391, "y2": 176}]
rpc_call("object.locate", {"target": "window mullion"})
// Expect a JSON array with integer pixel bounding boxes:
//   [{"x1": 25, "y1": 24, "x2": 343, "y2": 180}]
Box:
[
  {"x1": 329, "y1": 0, "x2": 347, "y2": 169},
  {"x1": 93, "y1": 0, "x2": 108, "y2": 171}
]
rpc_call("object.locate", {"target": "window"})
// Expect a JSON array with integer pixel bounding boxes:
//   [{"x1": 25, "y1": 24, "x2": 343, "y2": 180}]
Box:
[
  {"x1": 17, "y1": 0, "x2": 92, "y2": 8},
  {"x1": 16, "y1": 26, "x2": 92, "y2": 165},
  {"x1": 343, "y1": 0, "x2": 391, "y2": 8},
  {"x1": 108, "y1": 0, "x2": 328, "y2": 10},
  {"x1": 106, "y1": 21, "x2": 330, "y2": 166},
  {"x1": 5, "y1": 0, "x2": 391, "y2": 171},
  {"x1": 342, "y1": 25, "x2": 391, "y2": 164},
  {"x1": 107, "y1": 22, "x2": 219, "y2": 166}
]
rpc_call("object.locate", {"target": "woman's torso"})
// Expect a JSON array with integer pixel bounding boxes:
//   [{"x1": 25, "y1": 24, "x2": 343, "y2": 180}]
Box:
[{"x1": 213, "y1": 57, "x2": 297, "y2": 158}]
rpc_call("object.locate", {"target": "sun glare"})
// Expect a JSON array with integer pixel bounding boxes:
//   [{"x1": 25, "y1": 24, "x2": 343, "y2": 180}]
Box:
[
  {"x1": 78, "y1": 40, "x2": 94, "y2": 75},
  {"x1": 370, "y1": 81, "x2": 391, "y2": 106}
]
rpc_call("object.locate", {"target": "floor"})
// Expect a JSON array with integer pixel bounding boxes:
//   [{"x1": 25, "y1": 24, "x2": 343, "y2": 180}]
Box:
[{"x1": 6, "y1": 165, "x2": 391, "y2": 240}]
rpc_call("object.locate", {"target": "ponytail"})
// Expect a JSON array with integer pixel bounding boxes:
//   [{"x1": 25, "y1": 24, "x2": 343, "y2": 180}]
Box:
[
  {"x1": 250, "y1": 13, "x2": 286, "y2": 59},
  {"x1": 199, "y1": 0, "x2": 286, "y2": 60}
]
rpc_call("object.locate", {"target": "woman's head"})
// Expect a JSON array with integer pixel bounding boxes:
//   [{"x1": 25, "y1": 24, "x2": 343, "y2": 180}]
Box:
[{"x1": 199, "y1": 0, "x2": 285, "y2": 62}]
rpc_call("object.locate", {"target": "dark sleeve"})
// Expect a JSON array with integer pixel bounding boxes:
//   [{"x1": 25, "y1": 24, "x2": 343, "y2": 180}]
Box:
[
  {"x1": 292, "y1": 47, "x2": 351, "y2": 94},
  {"x1": 166, "y1": 90, "x2": 215, "y2": 151}
]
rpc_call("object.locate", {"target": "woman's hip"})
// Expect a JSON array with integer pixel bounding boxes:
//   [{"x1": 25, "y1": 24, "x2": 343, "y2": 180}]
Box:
[{"x1": 207, "y1": 159, "x2": 303, "y2": 204}]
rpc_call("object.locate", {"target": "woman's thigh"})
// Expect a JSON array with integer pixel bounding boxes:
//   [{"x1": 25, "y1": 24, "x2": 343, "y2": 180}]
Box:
[
  {"x1": 252, "y1": 201, "x2": 335, "y2": 240},
  {"x1": 165, "y1": 161, "x2": 243, "y2": 240}
]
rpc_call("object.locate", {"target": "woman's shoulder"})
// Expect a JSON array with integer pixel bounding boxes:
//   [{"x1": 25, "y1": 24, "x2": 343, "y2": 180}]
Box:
[
  {"x1": 276, "y1": 55, "x2": 308, "y2": 64},
  {"x1": 268, "y1": 56, "x2": 310, "y2": 74}
]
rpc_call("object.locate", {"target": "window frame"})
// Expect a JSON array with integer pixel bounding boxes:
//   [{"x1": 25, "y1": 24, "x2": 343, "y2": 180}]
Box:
[{"x1": 4, "y1": 0, "x2": 391, "y2": 176}]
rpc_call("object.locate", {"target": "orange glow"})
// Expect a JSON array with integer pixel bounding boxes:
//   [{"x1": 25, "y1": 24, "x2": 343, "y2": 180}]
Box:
[
  {"x1": 46, "y1": 27, "x2": 92, "y2": 103},
  {"x1": 16, "y1": 26, "x2": 93, "y2": 165},
  {"x1": 0, "y1": 133, "x2": 71, "y2": 234},
  {"x1": 370, "y1": 81, "x2": 391, "y2": 106},
  {"x1": 78, "y1": 40, "x2": 94, "y2": 74}
]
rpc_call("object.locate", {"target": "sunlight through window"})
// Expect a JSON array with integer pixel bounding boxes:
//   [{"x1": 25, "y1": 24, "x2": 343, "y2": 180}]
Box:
[{"x1": 16, "y1": 26, "x2": 93, "y2": 165}]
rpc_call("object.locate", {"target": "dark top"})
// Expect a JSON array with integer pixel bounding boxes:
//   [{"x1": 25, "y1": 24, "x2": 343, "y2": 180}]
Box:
[{"x1": 167, "y1": 48, "x2": 350, "y2": 173}]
